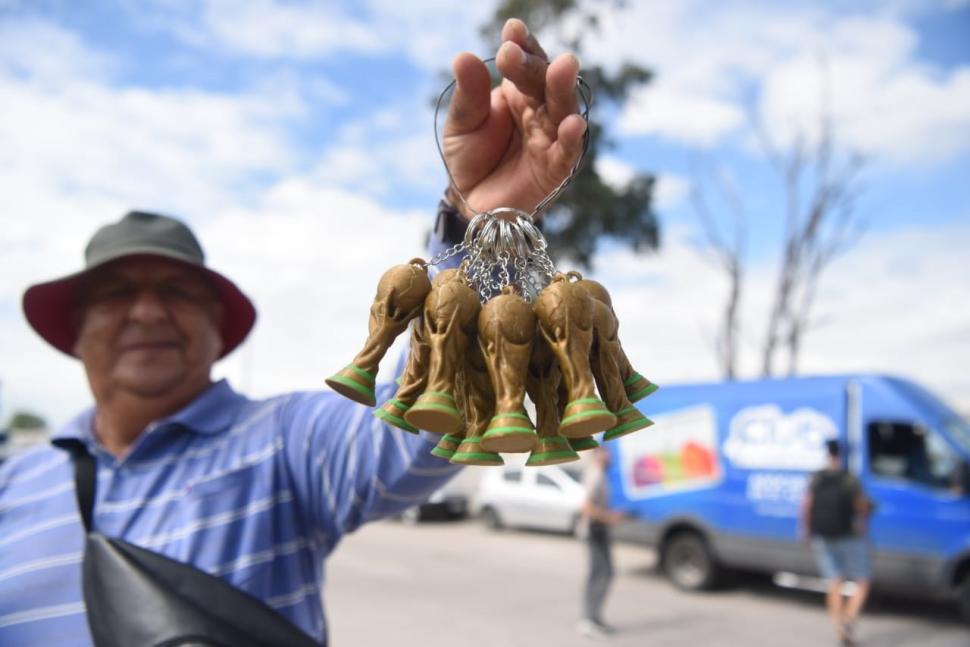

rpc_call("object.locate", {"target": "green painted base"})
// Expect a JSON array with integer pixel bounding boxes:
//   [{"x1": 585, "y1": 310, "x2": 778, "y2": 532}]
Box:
[
  {"x1": 527, "y1": 436, "x2": 579, "y2": 465},
  {"x1": 559, "y1": 397, "x2": 616, "y2": 438},
  {"x1": 374, "y1": 401, "x2": 418, "y2": 434},
  {"x1": 481, "y1": 411, "x2": 537, "y2": 453},
  {"x1": 431, "y1": 433, "x2": 463, "y2": 460},
  {"x1": 603, "y1": 415, "x2": 654, "y2": 441},
  {"x1": 625, "y1": 374, "x2": 659, "y2": 403},
  {"x1": 325, "y1": 364, "x2": 376, "y2": 407},
  {"x1": 404, "y1": 390, "x2": 463, "y2": 435},
  {"x1": 450, "y1": 437, "x2": 503, "y2": 466},
  {"x1": 568, "y1": 436, "x2": 599, "y2": 452}
]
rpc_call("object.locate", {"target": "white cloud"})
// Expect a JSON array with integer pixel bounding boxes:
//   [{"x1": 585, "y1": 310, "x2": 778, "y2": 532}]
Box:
[
  {"x1": 201, "y1": 180, "x2": 431, "y2": 399},
  {"x1": 619, "y1": 84, "x2": 744, "y2": 147},
  {"x1": 654, "y1": 174, "x2": 689, "y2": 210},
  {"x1": 582, "y1": 1, "x2": 970, "y2": 166},
  {"x1": 0, "y1": 16, "x2": 116, "y2": 83},
  {"x1": 147, "y1": 0, "x2": 491, "y2": 71},
  {"x1": 596, "y1": 157, "x2": 688, "y2": 209},
  {"x1": 595, "y1": 156, "x2": 636, "y2": 189}
]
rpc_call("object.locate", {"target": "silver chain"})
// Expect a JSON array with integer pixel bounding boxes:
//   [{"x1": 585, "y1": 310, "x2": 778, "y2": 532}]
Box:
[{"x1": 430, "y1": 211, "x2": 560, "y2": 303}]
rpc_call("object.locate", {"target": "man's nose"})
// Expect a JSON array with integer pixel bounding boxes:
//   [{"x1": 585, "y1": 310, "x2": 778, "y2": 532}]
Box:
[{"x1": 128, "y1": 287, "x2": 168, "y2": 322}]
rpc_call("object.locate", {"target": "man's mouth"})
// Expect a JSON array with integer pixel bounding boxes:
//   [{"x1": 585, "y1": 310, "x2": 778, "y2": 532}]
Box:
[{"x1": 120, "y1": 341, "x2": 180, "y2": 352}]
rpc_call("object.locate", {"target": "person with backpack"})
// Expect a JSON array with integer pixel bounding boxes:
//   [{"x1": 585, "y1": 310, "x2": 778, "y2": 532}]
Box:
[{"x1": 800, "y1": 438, "x2": 873, "y2": 646}]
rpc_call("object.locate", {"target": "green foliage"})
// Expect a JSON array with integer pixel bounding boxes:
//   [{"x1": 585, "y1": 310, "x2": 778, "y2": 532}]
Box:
[
  {"x1": 482, "y1": 0, "x2": 660, "y2": 268},
  {"x1": 8, "y1": 410, "x2": 47, "y2": 430}
]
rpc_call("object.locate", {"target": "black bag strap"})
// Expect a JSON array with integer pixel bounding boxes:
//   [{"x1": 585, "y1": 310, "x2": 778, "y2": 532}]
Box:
[{"x1": 52, "y1": 438, "x2": 96, "y2": 532}]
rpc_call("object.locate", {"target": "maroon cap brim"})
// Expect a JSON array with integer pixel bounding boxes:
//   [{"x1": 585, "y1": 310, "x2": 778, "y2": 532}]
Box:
[{"x1": 22, "y1": 255, "x2": 257, "y2": 360}]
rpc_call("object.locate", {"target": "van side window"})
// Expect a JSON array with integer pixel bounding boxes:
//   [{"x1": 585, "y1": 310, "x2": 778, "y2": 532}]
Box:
[
  {"x1": 536, "y1": 474, "x2": 560, "y2": 490},
  {"x1": 868, "y1": 421, "x2": 958, "y2": 490},
  {"x1": 503, "y1": 471, "x2": 522, "y2": 483}
]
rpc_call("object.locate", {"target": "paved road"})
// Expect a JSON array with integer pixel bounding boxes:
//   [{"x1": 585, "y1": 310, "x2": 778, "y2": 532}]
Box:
[{"x1": 326, "y1": 519, "x2": 967, "y2": 646}]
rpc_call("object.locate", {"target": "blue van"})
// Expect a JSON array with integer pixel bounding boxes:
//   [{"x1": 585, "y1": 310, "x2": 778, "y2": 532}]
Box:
[{"x1": 608, "y1": 374, "x2": 970, "y2": 621}]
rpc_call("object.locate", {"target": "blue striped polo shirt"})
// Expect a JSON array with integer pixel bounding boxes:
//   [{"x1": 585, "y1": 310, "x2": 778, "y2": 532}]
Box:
[{"x1": 0, "y1": 375, "x2": 462, "y2": 645}]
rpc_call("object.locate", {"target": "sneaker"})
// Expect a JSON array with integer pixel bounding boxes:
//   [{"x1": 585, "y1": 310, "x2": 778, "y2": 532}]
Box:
[{"x1": 577, "y1": 618, "x2": 612, "y2": 641}]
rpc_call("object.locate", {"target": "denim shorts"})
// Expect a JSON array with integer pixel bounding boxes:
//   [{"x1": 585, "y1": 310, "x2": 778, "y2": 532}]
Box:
[{"x1": 811, "y1": 536, "x2": 871, "y2": 582}]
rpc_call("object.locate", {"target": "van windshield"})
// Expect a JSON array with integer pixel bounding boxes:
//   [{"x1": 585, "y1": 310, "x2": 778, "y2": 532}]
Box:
[{"x1": 944, "y1": 419, "x2": 970, "y2": 456}]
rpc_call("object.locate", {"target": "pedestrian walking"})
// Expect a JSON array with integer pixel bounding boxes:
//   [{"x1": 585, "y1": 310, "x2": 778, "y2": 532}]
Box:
[
  {"x1": 578, "y1": 446, "x2": 625, "y2": 640},
  {"x1": 801, "y1": 439, "x2": 873, "y2": 646}
]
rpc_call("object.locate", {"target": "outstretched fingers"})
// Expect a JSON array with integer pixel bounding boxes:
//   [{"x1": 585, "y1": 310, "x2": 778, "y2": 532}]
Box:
[
  {"x1": 445, "y1": 52, "x2": 492, "y2": 136},
  {"x1": 545, "y1": 53, "x2": 581, "y2": 125},
  {"x1": 549, "y1": 114, "x2": 587, "y2": 177}
]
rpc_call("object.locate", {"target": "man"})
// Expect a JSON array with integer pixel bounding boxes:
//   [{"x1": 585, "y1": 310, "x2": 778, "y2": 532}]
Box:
[
  {"x1": 578, "y1": 446, "x2": 625, "y2": 640},
  {"x1": 0, "y1": 19, "x2": 586, "y2": 645},
  {"x1": 801, "y1": 439, "x2": 872, "y2": 647}
]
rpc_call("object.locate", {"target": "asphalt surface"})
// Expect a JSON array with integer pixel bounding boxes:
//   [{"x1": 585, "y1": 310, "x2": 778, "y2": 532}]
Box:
[{"x1": 326, "y1": 518, "x2": 968, "y2": 646}]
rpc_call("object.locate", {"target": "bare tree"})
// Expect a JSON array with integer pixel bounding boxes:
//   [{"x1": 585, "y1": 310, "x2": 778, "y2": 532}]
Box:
[
  {"x1": 692, "y1": 63, "x2": 865, "y2": 380},
  {"x1": 758, "y1": 79, "x2": 865, "y2": 377},
  {"x1": 689, "y1": 158, "x2": 747, "y2": 379}
]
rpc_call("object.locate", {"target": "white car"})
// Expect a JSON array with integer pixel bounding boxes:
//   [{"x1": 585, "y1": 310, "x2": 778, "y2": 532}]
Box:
[{"x1": 474, "y1": 464, "x2": 587, "y2": 536}]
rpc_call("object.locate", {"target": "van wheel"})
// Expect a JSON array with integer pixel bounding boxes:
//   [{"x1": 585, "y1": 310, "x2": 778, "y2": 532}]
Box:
[
  {"x1": 662, "y1": 531, "x2": 721, "y2": 591},
  {"x1": 480, "y1": 506, "x2": 503, "y2": 530}
]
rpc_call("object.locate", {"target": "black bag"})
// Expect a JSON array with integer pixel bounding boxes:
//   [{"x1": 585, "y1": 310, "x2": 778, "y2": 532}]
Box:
[
  {"x1": 809, "y1": 470, "x2": 856, "y2": 538},
  {"x1": 58, "y1": 440, "x2": 322, "y2": 647}
]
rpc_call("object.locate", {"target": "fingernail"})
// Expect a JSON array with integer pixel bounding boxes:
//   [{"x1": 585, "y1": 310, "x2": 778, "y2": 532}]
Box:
[{"x1": 504, "y1": 41, "x2": 526, "y2": 65}]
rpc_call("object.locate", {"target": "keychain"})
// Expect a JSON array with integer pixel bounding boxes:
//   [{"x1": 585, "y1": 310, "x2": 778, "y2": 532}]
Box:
[{"x1": 326, "y1": 61, "x2": 657, "y2": 465}]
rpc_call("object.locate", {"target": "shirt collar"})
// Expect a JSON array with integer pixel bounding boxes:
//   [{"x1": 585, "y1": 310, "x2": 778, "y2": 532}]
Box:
[{"x1": 50, "y1": 379, "x2": 247, "y2": 447}]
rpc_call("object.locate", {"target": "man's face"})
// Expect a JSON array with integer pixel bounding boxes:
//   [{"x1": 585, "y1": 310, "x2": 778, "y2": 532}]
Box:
[{"x1": 74, "y1": 256, "x2": 224, "y2": 402}]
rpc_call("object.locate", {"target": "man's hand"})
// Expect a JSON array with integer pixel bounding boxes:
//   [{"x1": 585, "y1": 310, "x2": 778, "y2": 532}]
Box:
[{"x1": 443, "y1": 18, "x2": 587, "y2": 219}]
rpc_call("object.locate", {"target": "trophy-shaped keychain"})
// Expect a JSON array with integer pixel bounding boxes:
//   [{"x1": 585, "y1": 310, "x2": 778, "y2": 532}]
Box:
[{"x1": 326, "y1": 59, "x2": 659, "y2": 466}]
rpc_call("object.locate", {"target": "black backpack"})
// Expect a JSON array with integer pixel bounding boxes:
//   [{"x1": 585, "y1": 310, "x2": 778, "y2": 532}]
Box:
[{"x1": 809, "y1": 470, "x2": 856, "y2": 538}]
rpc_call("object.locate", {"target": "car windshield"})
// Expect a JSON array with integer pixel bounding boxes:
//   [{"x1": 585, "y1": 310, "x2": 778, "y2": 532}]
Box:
[{"x1": 562, "y1": 466, "x2": 583, "y2": 483}]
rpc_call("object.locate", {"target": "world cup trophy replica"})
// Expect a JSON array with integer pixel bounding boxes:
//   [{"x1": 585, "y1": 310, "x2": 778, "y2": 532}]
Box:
[{"x1": 326, "y1": 63, "x2": 657, "y2": 466}]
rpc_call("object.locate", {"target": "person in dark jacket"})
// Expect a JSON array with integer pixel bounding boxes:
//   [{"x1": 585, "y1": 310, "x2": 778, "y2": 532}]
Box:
[{"x1": 800, "y1": 439, "x2": 872, "y2": 646}]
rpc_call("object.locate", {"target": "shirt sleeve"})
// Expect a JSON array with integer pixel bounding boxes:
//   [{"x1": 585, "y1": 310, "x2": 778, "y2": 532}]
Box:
[
  {"x1": 279, "y1": 214, "x2": 467, "y2": 551},
  {"x1": 278, "y1": 380, "x2": 462, "y2": 552}
]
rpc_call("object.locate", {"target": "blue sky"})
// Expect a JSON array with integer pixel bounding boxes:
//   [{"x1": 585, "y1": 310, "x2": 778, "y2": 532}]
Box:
[{"x1": 1, "y1": 0, "x2": 968, "y2": 426}]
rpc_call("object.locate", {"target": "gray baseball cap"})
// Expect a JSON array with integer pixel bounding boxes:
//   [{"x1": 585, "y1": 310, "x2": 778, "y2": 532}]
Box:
[{"x1": 22, "y1": 211, "x2": 256, "y2": 358}]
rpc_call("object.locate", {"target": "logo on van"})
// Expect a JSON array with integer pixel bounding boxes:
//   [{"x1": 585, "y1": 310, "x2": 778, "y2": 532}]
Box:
[{"x1": 723, "y1": 405, "x2": 835, "y2": 470}]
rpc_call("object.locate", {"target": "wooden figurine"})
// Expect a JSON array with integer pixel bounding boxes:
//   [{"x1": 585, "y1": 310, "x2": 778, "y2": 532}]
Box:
[
  {"x1": 478, "y1": 287, "x2": 539, "y2": 453},
  {"x1": 326, "y1": 259, "x2": 431, "y2": 406},
  {"x1": 534, "y1": 274, "x2": 616, "y2": 438},
  {"x1": 576, "y1": 276, "x2": 658, "y2": 404},
  {"x1": 450, "y1": 341, "x2": 503, "y2": 466},
  {"x1": 525, "y1": 333, "x2": 578, "y2": 466},
  {"x1": 556, "y1": 379, "x2": 598, "y2": 452},
  {"x1": 588, "y1": 295, "x2": 654, "y2": 441},
  {"x1": 404, "y1": 269, "x2": 480, "y2": 434},
  {"x1": 374, "y1": 316, "x2": 429, "y2": 434}
]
